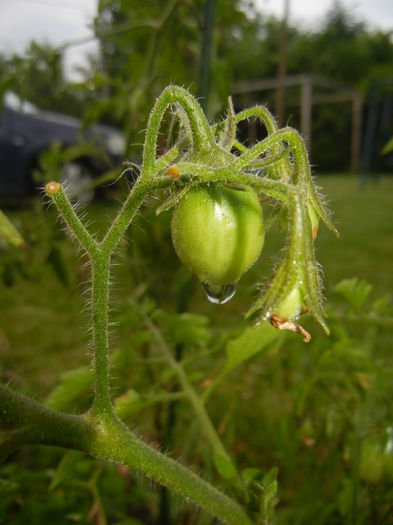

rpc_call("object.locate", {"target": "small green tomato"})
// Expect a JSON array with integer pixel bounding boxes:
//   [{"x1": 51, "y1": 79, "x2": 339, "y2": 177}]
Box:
[{"x1": 171, "y1": 184, "x2": 265, "y2": 303}]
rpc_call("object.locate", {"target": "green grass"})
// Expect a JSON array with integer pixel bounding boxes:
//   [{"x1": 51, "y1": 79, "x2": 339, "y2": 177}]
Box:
[{"x1": 316, "y1": 175, "x2": 393, "y2": 299}]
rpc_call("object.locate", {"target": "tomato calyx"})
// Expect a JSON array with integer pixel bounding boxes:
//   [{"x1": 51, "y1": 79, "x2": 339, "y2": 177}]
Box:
[{"x1": 268, "y1": 286, "x2": 311, "y2": 342}]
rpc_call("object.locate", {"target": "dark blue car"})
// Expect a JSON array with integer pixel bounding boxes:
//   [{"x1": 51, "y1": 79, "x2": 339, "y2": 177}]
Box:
[{"x1": 0, "y1": 92, "x2": 125, "y2": 201}]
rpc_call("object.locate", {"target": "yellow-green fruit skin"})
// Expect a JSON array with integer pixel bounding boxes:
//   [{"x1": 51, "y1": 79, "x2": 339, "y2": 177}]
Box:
[{"x1": 171, "y1": 184, "x2": 265, "y2": 286}]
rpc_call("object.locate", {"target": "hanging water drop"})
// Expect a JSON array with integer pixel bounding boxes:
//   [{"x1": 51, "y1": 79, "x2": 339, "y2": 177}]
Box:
[{"x1": 202, "y1": 282, "x2": 237, "y2": 305}]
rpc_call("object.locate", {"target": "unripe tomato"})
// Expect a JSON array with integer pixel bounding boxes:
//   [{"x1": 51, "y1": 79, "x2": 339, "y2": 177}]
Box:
[{"x1": 171, "y1": 184, "x2": 265, "y2": 299}]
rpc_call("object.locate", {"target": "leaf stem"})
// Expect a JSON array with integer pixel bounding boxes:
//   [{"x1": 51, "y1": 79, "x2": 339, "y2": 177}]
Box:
[{"x1": 143, "y1": 313, "x2": 238, "y2": 478}]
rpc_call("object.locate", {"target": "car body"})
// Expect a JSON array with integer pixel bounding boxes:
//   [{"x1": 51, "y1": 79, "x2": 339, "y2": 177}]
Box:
[{"x1": 0, "y1": 92, "x2": 125, "y2": 198}]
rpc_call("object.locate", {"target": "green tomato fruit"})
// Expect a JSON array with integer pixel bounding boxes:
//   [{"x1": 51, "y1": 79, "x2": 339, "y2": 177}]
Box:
[{"x1": 171, "y1": 184, "x2": 265, "y2": 302}]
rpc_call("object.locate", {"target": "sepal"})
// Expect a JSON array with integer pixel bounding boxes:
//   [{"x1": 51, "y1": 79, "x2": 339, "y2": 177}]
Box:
[
  {"x1": 246, "y1": 189, "x2": 328, "y2": 340},
  {"x1": 218, "y1": 96, "x2": 236, "y2": 151}
]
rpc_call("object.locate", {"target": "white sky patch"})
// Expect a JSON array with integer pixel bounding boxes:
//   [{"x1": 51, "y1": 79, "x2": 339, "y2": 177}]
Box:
[
  {"x1": 0, "y1": 0, "x2": 98, "y2": 79},
  {"x1": 256, "y1": 0, "x2": 393, "y2": 32},
  {"x1": 0, "y1": 0, "x2": 391, "y2": 80}
]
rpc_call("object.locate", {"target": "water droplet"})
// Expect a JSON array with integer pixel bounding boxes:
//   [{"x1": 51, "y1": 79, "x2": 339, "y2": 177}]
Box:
[{"x1": 202, "y1": 282, "x2": 237, "y2": 305}]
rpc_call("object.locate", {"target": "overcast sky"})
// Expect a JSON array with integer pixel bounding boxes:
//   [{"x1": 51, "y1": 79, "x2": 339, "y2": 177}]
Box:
[{"x1": 0, "y1": 0, "x2": 392, "y2": 79}]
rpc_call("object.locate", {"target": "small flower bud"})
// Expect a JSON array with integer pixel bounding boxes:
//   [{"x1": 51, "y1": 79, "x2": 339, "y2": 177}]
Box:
[{"x1": 45, "y1": 181, "x2": 61, "y2": 196}]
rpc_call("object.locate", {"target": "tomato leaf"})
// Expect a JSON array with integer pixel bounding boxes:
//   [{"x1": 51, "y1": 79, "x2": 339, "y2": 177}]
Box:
[
  {"x1": 334, "y1": 278, "x2": 373, "y2": 312},
  {"x1": 213, "y1": 453, "x2": 237, "y2": 480},
  {"x1": 0, "y1": 209, "x2": 24, "y2": 248},
  {"x1": 382, "y1": 136, "x2": 393, "y2": 155},
  {"x1": 46, "y1": 366, "x2": 93, "y2": 411},
  {"x1": 114, "y1": 389, "x2": 142, "y2": 419},
  {"x1": 225, "y1": 322, "x2": 280, "y2": 373},
  {"x1": 49, "y1": 450, "x2": 84, "y2": 491}
]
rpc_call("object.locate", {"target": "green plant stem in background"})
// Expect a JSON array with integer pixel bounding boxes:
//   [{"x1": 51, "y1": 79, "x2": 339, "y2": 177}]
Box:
[{"x1": 144, "y1": 313, "x2": 239, "y2": 481}]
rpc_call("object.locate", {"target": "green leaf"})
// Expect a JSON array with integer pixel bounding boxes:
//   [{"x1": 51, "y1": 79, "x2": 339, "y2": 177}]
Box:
[
  {"x1": 0, "y1": 209, "x2": 24, "y2": 248},
  {"x1": 243, "y1": 467, "x2": 279, "y2": 524},
  {"x1": 225, "y1": 323, "x2": 280, "y2": 373},
  {"x1": 334, "y1": 278, "x2": 373, "y2": 312},
  {"x1": 382, "y1": 136, "x2": 393, "y2": 155},
  {"x1": 46, "y1": 244, "x2": 70, "y2": 287},
  {"x1": 213, "y1": 453, "x2": 237, "y2": 480},
  {"x1": 156, "y1": 311, "x2": 211, "y2": 348},
  {"x1": 371, "y1": 294, "x2": 392, "y2": 315},
  {"x1": 242, "y1": 467, "x2": 263, "y2": 483},
  {"x1": 46, "y1": 366, "x2": 93, "y2": 411},
  {"x1": 261, "y1": 467, "x2": 278, "y2": 487},
  {"x1": 0, "y1": 477, "x2": 19, "y2": 493},
  {"x1": 114, "y1": 389, "x2": 142, "y2": 420},
  {"x1": 49, "y1": 450, "x2": 84, "y2": 491}
]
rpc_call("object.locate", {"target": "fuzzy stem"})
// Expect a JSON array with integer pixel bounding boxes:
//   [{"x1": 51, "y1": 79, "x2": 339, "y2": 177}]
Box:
[
  {"x1": 235, "y1": 106, "x2": 278, "y2": 136},
  {"x1": 0, "y1": 386, "x2": 252, "y2": 525},
  {"x1": 91, "y1": 252, "x2": 113, "y2": 418},
  {"x1": 235, "y1": 106, "x2": 291, "y2": 179},
  {"x1": 102, "y1": 176, "x2": 172, "y2": 254},
  {"x1": 142, "y1": 85, "x2": 215, "y2": 177},
  {"x1": 144, "y1": 314, "x2": 238, "y2": 476},
  {"x1": 94, "y1": 418, "x2": 252, "y2": 525},
  {"x1": 233, "y1": 127, "x2": 294, "y2": 170},
  {"x1": 45, "y1": 183, "x2": 98, "y2": 256}
]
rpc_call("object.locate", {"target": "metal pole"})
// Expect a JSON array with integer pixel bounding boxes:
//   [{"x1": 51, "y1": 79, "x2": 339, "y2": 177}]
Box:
[
  {"x1": 360, "y1": 82, "x2": 380, "y2": 185},
  {"x1": 197, "y1": 0, "x2": 217, "y2": 112},
  {"x1": 300, "y1": 76, "x2": 312, "y2": 151},
  {"x1": 350, "y1": 93, "x2": 362, "y2": 173},
  {"x1": 276, "y1": 0, "x2": 290, "y2": 126}
]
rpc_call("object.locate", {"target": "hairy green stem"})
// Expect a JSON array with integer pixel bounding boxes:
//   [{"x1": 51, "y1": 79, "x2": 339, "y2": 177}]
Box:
[
  {"x1": 142, "y1": 85, "x2": 215, "y2": 176},
  {"x1": 47, "y1": 183, "x2": 98, "y2": 256},
  {"x1": 0, "y1": 386, "x2": 252, "y2": 525},
  {"x1": 235, "y1": 106, "x2": 291, "y2": 178},
  {"x1": 102, "y1": 176, "x2": 172, "y2": 254},
  {"x1": 91, "y1": 253, "x2": 112, "y2": 417}
]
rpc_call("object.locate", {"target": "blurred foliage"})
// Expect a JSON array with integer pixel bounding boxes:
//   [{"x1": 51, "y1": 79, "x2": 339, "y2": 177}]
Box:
[
  {"x1": 1, "y1": 174, "x2": 393, "y2": 523},
  {"x1": 0, "y1": 210, "x2": 24, "y2": 248},
  {"x1": 0, "y1": 42, "x2": 83, "y2": 116},
  {"x1": 1, "y1": 1, "x2": 393, "y2": 169}
]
